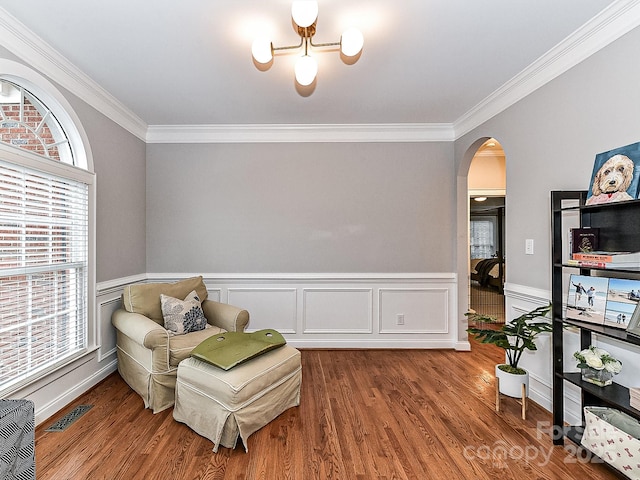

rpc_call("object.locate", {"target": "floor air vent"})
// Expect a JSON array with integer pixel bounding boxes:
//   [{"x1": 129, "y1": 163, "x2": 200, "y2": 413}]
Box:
[{"x1": 45, "y1": 405, "x2": 93, "y2": 432}]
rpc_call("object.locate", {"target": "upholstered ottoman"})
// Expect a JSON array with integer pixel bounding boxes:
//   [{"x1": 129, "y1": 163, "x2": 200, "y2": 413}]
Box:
[{"x1": 173, "y1": 344, "x2": 301, "y2": 452}]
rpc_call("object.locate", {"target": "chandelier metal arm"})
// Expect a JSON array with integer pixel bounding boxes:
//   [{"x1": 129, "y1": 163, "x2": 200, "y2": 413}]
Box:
[
  {"x1": 271, "y1": 37, "x2": 304, "y2": 53},
  {"x1": 308, "y1": 39, "x2": 340, "y2": 49},
  {"x1": 271, "y1": 37, "x2": 339, "y2": 56}
]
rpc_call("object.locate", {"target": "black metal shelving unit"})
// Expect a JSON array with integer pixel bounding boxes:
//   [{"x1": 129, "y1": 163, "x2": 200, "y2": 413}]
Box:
[{"x1": 551, "y1": 191, "x2": 640, "y2": 477}]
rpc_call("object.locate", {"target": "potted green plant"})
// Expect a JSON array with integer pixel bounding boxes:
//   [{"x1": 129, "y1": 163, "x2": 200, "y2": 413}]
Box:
[{"x1": 466, "y1": 303, "x2": 552, "y2": 398}]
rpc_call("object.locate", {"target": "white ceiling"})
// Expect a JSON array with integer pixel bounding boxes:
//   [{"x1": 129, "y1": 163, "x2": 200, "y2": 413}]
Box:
[{"x1": 0, "y1": 0, "x2": 633, "y2": 139}]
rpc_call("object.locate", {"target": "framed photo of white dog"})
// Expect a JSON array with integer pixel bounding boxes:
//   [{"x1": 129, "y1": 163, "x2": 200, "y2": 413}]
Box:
[{"x1": 586, "y1": 141, "x2": 640, "y2": 205}]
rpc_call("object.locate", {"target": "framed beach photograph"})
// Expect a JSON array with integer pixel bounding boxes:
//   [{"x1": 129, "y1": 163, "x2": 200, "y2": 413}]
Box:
[
  {"x1": 604, "y1": 277, "x2": 640, "y2": 329},
  {"x1": 566, "y1": 274, "x2": 608, "y2": 325},
  {"x1": 586, "y1": 141, "x2": 640, "y2": 205},
  {"x1": 627, "y1": 302, "x2": 640, "y2": 338}
]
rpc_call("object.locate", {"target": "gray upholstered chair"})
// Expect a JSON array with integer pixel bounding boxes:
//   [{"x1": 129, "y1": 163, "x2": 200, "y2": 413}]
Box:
[{"x1": 111, "y1": 276, "x2": 249, "y2": 413}]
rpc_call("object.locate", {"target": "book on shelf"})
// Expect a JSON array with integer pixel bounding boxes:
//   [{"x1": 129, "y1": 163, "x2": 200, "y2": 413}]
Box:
[
  {"x1": 572, "y1": 251, "x2": 640, "y2": 263},
  {"x1": 566, "y1": 259, "x2": 608, "y2": 268},
  {"x1": 566, "y1": 259, "x2": 640, "y2": 270},
  {"x1": 570, "y1": 227, "x2": 599, "y2": 254}
]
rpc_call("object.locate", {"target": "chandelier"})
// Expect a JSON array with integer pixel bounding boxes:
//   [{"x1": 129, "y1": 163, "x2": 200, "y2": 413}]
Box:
[{"x1": 251, "y1": 0, "x2": 364, "y2": 86}]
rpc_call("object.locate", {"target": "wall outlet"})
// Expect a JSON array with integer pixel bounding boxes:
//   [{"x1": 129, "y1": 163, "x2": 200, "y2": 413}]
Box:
[
  {"x1": 525, "y1": 238, "x2": 534, "y2": 255},
  {"x1": 396, "y1": 314, "x2": 405, "y2": 325}
]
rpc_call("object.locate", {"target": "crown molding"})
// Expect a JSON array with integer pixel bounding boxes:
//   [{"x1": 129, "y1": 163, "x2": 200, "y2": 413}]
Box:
[
  {"x1": 145, "y1": 123, "x2": 455, "y2": 143},
  {"x1": 453, "y1": 0, "x2": 640, "y2": 139},
  {"x1": 0, "y1": 7, "x2": 148, "y2": 141}
]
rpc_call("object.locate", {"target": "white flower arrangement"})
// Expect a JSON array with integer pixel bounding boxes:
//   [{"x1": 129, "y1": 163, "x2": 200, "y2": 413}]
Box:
[{"x1": 574, "y1": 345, "x2": 622, "y2": 374}]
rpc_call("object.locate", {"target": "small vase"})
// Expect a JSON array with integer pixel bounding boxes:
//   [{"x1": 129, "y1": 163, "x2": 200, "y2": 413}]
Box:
[{"x1": 581, "y1": 367, "x2": 613, "y2": 387}]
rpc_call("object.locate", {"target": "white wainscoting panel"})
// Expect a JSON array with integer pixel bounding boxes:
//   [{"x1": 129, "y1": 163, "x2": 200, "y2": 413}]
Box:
[
  {"x1": 379, "y1": 288, "x2": 449, "y2": 334},
  {"x1": 228, "y1": 288, "x2": 297, "y2": 333},
  {"x1": 96, "y1": 275, "x2": 145, "y2": 363},
  {"x1": 206, "y1": 288, "x2": 222, "y2": 303},
  {"x1": 146, "y1": 272, "x2": 459, "y2": 349},
  {"x1": 303, "y1": 288, "x2": 373, "y2": 334},
  {"x1": 98, "y1": 297, "x2": 120, "y2": 362}
]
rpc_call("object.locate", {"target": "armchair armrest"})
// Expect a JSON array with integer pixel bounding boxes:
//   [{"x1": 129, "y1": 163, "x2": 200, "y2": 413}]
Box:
[
  {"x1": 112, "y1": 309, "x2": 169, "y2": 349},
  {"x1": 202, "y1": 300, "x2": 249, "y2": 332}
]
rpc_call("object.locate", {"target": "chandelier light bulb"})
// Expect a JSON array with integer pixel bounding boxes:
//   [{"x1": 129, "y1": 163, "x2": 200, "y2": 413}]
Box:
[
  {"x1": 340, "y1": 28, "x2": 364, "y2": 57},
  {"x1": 294, "y1": 55, "x2": 318, "y2": 86},
  {"x1": 291, "y1": 0, "x2": 318, "y2": 28},
  {"x1": 251, "y1": 37, "x2": 273, "y2": 64}
]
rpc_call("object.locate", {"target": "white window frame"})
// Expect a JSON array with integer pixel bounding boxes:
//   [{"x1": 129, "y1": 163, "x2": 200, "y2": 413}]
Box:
[{"x1": 0, "y1": 61, "x2": 96, "y2": 397}]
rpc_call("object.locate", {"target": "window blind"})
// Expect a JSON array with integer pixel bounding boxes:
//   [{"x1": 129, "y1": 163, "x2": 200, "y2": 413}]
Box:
[
  {"x1": 470, "y1": 219, "x2": 495, "y2": 259},
  {"x1": 0, "y1": 159, "x2": 88, "y2": 393}
]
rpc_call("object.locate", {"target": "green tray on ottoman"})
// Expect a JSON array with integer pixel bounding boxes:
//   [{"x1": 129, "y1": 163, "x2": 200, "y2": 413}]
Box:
[{"x1": 190, "y1": 329, "x2": 286, "y2": 370}]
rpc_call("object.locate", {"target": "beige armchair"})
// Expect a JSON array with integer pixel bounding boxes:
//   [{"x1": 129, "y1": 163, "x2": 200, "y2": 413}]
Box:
[{"x1": 112, "y1": 276, "x2": 249, "y2": 413}]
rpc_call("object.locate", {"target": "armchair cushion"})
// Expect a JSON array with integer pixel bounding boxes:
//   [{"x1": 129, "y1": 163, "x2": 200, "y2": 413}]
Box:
[
  {"x1": 161, "y1": 290, "x2": 207, "y2": 335},
  {"x1": 122, "y1": 276, "x2": 208, "y2": 324},
  {"x1": 168, "y1": 325, "x2": 225, "y2": 367}
]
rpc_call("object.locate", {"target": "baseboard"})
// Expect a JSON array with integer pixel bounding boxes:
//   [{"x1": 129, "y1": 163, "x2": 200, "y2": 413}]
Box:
[{"x1": 35, "y1": 359, "x2": 118, "y2": 426}]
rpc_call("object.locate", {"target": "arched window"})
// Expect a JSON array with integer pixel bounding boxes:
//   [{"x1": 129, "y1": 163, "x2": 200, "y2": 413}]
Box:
[
  {"x1": 0, "y1": 80, "x2": 74, "y2": 163},
  {"x1": 0, "y1": 65, "x2": 95, "y2": 396}
]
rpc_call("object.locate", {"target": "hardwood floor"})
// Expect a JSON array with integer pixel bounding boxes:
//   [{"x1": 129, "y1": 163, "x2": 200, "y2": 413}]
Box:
[{"x1": 35, "y1": 340, "x2": 618, "y2": 479}]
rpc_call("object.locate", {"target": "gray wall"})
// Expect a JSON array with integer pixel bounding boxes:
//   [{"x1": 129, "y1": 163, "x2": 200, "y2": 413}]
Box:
[
  {"x1": 455, "y1": 26, "x2": 640, "y2": 291},
  {"x1": 146, "y1": 142, "x2": 454, "y2": 273},
  {"x1": 70, "y1": 100, "x2": 147, "y2": 282}
]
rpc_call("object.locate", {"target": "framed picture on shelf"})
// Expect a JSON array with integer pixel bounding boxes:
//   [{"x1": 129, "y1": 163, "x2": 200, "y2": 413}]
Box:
[
  {"x1": 604, "y1": 278, "x2": 640, "y2": 329},
  {"x1": 627, "y1": 303, "x2": 640, "y2": 338},
  {"x1": 586, "y1": 141, "x2": 640, "y2": 205},
  {"x1": 566, "y1": 274, "x2": 608, "y2": 325}
]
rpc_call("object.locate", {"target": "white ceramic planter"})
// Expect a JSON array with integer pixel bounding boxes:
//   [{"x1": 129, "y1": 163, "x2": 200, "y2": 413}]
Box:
[{"x1": 495, "y1": 364, "x2": 529, "y2": 398}]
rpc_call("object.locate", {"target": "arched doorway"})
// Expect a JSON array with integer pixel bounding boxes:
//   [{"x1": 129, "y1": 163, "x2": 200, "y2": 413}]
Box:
[{"x1": 468, "y1": 139, "x2": 506, "y2": 323}]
